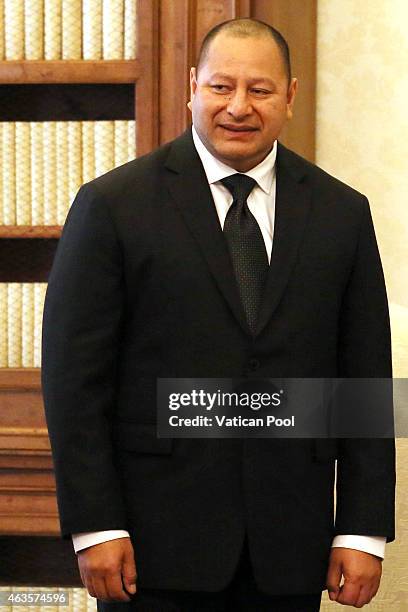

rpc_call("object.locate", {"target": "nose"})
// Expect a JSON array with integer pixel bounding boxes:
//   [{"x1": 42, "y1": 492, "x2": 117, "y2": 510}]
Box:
[{"x1": 226, "y1": 89, "x2": 252, "y2": 119}]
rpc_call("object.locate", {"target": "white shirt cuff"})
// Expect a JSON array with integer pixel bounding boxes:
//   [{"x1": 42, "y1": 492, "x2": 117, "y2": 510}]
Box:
[
  {"x1": 72, "y1": 530, "x2": 131, "y2": 553},
  {"x1": 72, "y1": 531, "x2": 386, "y2": 558},
  {"x1": 331, "y1": 535, "x2": 386, "y2": 559}
]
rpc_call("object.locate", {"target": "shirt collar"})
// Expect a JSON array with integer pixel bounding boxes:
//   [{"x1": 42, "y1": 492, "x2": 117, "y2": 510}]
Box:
[{"x1": 192, "y1": 124, "x2": 277, "y2": 195}]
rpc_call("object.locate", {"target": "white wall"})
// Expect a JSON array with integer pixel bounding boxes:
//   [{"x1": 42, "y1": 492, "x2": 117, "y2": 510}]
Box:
[{"x1": 316, "y1": 0, "x2": 408, "y2": 314}]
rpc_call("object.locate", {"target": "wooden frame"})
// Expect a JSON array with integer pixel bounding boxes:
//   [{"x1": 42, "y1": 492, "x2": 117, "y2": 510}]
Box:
[
  {"x1": 0, "y1": 60, "x2": 140, "y2": 84},
  {"x1": 0, "y1": 226, "x2": 62, "y2": 239},
  {"x1": 0, "y1": 369, "x2": 58, "y2": 535},
  {"x1": 136, "y1": 0, "x2": 160, "y2": 154}
]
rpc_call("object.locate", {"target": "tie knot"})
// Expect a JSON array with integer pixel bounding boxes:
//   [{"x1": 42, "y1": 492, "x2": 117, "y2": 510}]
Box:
[{"x1": 221, "y1": 174, "x2": 257, "y2": 202}]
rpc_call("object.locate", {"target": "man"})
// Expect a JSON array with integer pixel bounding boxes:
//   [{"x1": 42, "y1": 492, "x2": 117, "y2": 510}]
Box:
[{"x1": 42, "y1": 19, "x2": 395, "y2": 611}]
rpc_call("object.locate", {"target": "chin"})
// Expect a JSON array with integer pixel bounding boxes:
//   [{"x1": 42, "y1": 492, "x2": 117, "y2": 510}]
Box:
[{"x1": 214, "y1": 143, "x2": 256, "y2": 162}]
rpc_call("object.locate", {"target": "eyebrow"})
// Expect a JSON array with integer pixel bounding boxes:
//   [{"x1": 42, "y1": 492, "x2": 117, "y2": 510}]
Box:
[{"x1": 209, "y1": 72, "x2": 276, "y2": 87}]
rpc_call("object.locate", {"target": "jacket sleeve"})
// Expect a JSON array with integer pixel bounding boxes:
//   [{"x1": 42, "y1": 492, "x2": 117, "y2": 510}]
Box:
[
  {"x1": 42, "y1": 182, "x2": 127, "y2": 539},
  {"x1": 335, "y1": 196, "x2": 396, "y2": 542}
]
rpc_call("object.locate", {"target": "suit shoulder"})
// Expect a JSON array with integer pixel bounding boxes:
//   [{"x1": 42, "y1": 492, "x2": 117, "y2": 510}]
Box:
[
  {"x1": 279, "y1": 144, "x2": 368, "y2": 206},
  {"x1": 81, "y1": 139, "x2": 173, "y2": 199}
]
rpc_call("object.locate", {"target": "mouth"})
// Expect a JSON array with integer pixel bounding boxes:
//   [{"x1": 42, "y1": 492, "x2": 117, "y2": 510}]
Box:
[{"x1": 219, "y1": 124, "x2": 258, "y2": 135}]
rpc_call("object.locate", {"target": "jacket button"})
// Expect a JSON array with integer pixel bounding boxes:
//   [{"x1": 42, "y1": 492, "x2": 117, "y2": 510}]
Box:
[{"x1": 248, "y1": 358, "x2": 260, "y2": 371}]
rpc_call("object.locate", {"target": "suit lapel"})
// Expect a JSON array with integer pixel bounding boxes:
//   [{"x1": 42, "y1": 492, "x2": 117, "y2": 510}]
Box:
[
  {"x1": 256, "y1": 143, "x2": 312, "y2": 336},
  {"x1": 164, "y1": 132, "x2": 312, "y2": 338},
  {"x1": 164, "y1": 129, "x2": 251, "y2": 335}
]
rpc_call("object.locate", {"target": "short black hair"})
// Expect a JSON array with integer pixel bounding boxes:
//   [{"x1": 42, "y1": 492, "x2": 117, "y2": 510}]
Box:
[{"x1": 196, "y1": 18, "x2": 292, "y2": 84}]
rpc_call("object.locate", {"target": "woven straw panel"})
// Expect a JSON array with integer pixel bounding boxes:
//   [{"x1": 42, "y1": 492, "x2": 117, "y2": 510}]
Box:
[
  {"x1": 82, "y1": 0, "x2": 102, "y2": 60},
  {"x1": 44, "y1": 0, "x2": 62, "y2": 60},
  {"x1": 103, "y1": 0, "x2": 124, "y2": 60},
  {"x1": 4, "y1": 0, "x2": 24, "y2": 59},
  {"x1": 124, "y1": 0, "x2": 137, "y2": 59},
  {"x1": 61, "y1": 0, "x2": 82, "y2": 59},
  {"x1": 24, "y1": 0, "x2": 44, "y2": 59}
]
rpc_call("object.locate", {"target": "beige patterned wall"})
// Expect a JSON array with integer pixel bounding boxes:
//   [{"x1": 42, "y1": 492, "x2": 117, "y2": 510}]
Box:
[
  {"x1": 316, "y1": 1, "x2": 408, "y2": 610},
  {"x1": 316, "y1": 0, "x2": 408, "y2": 309}
]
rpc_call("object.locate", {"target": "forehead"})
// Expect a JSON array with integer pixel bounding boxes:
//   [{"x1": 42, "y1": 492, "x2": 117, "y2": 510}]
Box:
[{"x1": 200, "y1": 32, "x2": 286, "y2": 80}]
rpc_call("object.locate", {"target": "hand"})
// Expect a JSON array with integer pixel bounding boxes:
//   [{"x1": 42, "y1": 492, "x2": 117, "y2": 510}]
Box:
[
  {"x1": 326, "y1": 547, "x2": 382, "y2": 607},
  {"x1": 77, "y1": 537, "x2": 137, "y2": 602}
]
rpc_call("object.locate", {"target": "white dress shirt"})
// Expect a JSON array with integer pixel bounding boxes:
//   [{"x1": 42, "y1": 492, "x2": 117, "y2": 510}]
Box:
[{"x1": 72, "y1": 125, "x2": 386, "y2": 559}]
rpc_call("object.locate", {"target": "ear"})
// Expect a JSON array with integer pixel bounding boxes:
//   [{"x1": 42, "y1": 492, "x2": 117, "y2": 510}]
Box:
[
  {"x1": 188, "y1": 67, "x2": 197, "y2": 112},
  {"x1": 286, "y1": 78, "x2": 298, "y2": 121}
]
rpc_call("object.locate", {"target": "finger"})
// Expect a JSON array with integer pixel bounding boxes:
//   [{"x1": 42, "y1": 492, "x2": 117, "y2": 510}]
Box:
[
  {"x1": 363, "y1": 578, "x2": 381, "y2": 605},
  {"x1": 78, "y1": 568, "x2": 87, "y2": 589},
  {"x1": 105, "y1": 571, "x2": 131, "y2": 602},
  {"x1": 85, "y1": 574, "x2": 97, "y2": 599},
  {"x1": 370, "y1": 577, "x2": 381, "y2": 600},
  {"x1": 354, "y1": 583, "x2": 373, "y2": 608},
  {"x1": 122, "y1": 551, "x2": 137, "y2": 595},
  {"x1": 78, "y1": 557, "x2": 94, "y2": 595},
  {"x1": 90, "y1": 575, "x2": 109, "y2": 601},
  {"x1": 336, "y1": 581, "x2": 361, "y2": 607},
  {"x1": 326, "y1": 561, "x2": 342, "y2": 601}
]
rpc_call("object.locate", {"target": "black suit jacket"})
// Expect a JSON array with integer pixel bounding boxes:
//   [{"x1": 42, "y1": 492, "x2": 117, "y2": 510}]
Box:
[{"x1": 42, "y1": 128, "x2": 395, "y2": 596}]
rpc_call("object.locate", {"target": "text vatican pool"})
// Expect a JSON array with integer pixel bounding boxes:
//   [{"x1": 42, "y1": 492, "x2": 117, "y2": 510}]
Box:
[{"x1": 168, "y1": 415, "x2": 295, "y2": 427}]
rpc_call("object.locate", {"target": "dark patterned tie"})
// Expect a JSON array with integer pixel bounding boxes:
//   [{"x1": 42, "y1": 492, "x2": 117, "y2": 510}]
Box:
[{"x1": 221, "y1": 173, "x2": 269, "y2": 334}]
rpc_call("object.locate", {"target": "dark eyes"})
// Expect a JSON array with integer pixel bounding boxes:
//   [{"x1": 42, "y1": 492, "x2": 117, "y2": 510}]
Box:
[
  {"x1": 211, "y1": 85, "x2": 230, "y2": 92},
  {"x1": 210, "y1": 85, "x2": 270, "y2": 95}
]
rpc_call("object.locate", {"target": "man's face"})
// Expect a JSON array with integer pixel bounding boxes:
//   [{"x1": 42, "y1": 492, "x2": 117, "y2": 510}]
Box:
[{"x1": 189, "y1": 32, "x2": 297, "y2": 172}]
